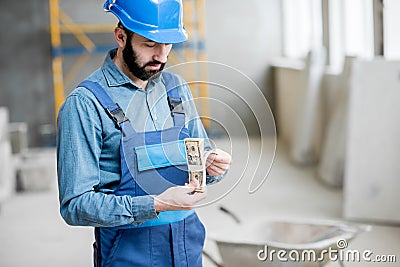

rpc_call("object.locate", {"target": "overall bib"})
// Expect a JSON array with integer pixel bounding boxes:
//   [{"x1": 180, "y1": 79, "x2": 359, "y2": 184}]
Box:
[{"x1": 79, "y1": 72, "x2": 206, "y2": 267}]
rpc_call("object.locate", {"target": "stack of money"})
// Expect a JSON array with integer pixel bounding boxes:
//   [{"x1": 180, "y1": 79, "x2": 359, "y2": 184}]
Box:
[{"x1": 184, "y1": 138, "x2": 206, "y2": 192}]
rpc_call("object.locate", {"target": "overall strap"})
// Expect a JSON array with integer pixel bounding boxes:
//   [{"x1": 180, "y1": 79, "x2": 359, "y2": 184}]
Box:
[
  {"x1": 78, "y1": 80, "x2": 135, "y2": 136},
  {"x1": 163, "y1": 72, "x2": 186, "y2": 127}
]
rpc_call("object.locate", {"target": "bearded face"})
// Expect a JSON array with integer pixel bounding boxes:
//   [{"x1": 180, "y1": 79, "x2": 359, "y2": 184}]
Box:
[{"x1": 122, "y1": 33, "x2": 167, "y2": 81}]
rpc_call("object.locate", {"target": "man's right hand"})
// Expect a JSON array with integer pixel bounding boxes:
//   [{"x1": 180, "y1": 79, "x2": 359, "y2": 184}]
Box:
[{"x1": 154, "y1": 182, "x2": 207, "y2": 212}]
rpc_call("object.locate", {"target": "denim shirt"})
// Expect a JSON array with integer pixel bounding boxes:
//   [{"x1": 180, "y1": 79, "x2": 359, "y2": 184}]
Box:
[{"x1": 57, "y1": 49, "x2": 223, "y2": 227}]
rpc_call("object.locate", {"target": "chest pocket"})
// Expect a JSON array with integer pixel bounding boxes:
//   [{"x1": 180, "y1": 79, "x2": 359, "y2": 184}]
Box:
[{"x1": 135, "y1": 140, "x2": 187, "y2": 171}]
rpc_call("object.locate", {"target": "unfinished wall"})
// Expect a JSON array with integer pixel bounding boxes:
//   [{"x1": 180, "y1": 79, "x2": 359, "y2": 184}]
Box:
[
  {"x1": 205, "y1": 0, "x2": 282, "y2": 136},
  {"x1": 0, "y1": 0, "x2": 54, "y2": 147}
]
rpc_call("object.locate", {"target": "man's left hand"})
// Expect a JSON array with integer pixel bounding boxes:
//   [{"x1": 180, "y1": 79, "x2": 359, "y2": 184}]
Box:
[{"x1": 205, "y1": 149, "x2": 232, "y2": 176}]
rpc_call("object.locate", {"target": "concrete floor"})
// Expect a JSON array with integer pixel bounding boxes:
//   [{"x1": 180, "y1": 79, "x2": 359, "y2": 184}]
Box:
[{"x1": 0, "y1": 138, "x2": 398, "y2": 267}]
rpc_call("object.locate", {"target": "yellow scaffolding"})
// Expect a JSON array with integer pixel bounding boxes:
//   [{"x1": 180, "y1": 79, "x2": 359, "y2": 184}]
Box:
[
  {"x1": 49, "y1": 0, "x2": 63, "y2": 119},
  {"x1": 49, "y1": 0, "x2": 210, "y2": 128}
]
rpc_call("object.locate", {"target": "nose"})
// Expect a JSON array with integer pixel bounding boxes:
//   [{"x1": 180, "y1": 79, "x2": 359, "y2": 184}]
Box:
[{"x1": 153, "y1": 44, "x2": 171, "y2": 63}]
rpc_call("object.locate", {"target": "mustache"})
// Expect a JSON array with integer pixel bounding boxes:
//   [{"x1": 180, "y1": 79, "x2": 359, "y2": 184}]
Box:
[{"x1": 145, "y1": 60, "x2": 163, "y2": 67}]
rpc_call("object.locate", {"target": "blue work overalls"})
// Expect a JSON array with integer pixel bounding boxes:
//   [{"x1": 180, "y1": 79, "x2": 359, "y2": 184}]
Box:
[{"x1": 78, "y1": 72, "x2": 205, "y2": 267}]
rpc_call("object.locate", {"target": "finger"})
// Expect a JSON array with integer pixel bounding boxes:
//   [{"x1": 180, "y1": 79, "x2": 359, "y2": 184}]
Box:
[
  {"x1": 188, "y1": 190, "x2": 207, "y2": 203},
  {"x1": 175, "y1": 191, "x2": 207, "y2": 208},
  {"x1": 206, "y1": 155, "x2": 231, "y2": 165},
  {"x1": 207, "y1": 170, "x2": 221, "y2": 177},
  {"x1": 206, "y1": 166, "x2": 224, "y2": 176},
  {"x1": 176, "y1": 185, "x2": 197, "y2": 194},
  {"x1": 208, "y1": 161, "x2": 230, "y2": 170},
  {"x1": 188, "y1": 178, "x2": 199, "y2": 188},
  {"x1": 206, "y1": 156, "x2": 223, "y2": 167},
  {"x1": 210, "y1": 157, "x2": 231, "y2": 164},
  {"x1": 207, "y1": 163, "x2": 229, "y2": 173},
  {"x1": 207, "y1": 164, "x2": 229, "y2": 176},
  {"x1": 205, "y1": 155, "x2": 217, "y2": 167},
  {"x1": 204, "y1": 150, "x2": 218, "y2": 159}
]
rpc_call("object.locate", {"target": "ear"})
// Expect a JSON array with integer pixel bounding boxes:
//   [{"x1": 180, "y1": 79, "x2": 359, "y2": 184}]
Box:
[{"x1": 114, "y1": 27, "x2": 127, "y2": 48}]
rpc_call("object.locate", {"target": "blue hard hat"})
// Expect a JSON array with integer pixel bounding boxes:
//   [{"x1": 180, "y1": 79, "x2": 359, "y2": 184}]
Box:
[{"x1": 104, "y1": 0, "x2": 188, "y2": 44}]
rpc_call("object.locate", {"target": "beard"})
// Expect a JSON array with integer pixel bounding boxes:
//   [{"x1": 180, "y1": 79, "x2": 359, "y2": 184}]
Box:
[{"x1": 122, "y1": 38, "x2": 166, "y2": 81}]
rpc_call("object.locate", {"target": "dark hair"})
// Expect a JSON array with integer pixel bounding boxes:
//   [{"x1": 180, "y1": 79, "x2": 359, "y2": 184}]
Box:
[{"x1": 117, "y1": 21, "x2": 134, "y2": 38}]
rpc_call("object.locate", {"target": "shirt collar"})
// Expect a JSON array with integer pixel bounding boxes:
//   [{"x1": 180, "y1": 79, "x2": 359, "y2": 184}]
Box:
[
  {"x1": 102, "y1": 48, "x2": 138, "y2": 88},
  {"x1": 102, "y1": 48, "x2": 163, "y2": 90}
]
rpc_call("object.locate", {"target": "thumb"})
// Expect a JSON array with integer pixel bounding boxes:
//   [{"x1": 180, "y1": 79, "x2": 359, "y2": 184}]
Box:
[
  {"x1": 177, "y1": 185, "x2": 197, "y2": 194},
  {"x1": 188, "y1": 189, "x2": 207, "y2": 203}
]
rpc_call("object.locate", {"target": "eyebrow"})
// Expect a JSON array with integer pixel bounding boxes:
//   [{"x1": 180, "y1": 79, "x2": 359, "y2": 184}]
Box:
[{"x1": 141, "y1": 38, "x2": 171, "y2": 45}]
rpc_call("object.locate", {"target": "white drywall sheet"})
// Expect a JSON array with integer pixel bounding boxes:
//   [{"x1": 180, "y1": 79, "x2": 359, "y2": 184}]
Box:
[{"x1": 344, "y1": 59, "x2": 400, "y2": 223}]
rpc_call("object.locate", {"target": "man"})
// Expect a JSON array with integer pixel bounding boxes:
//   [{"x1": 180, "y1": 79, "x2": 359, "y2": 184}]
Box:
[{"x1": 56, "y1": 0, "x2": 231, "y2": 266}]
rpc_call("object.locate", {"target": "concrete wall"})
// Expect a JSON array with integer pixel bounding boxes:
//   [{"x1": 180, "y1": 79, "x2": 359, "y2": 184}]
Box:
[
  {"x1": 205, "y1": 0, "x2": 282, "y2": 136},
  {"x1": 273, "y1": 61, "x2": 342, "y2": 158},
  {"x1": 0, "y1": 0, "x2": 54, "y2": 147}
]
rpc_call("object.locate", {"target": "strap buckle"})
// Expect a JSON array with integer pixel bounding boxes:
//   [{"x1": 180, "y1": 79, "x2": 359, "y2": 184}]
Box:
[
  {"x1": 167, "y1": 96, "x2": 185, "y2": 116},
  {"x1": 106, "y1": 103, "x2": 129, "y2": 128}
]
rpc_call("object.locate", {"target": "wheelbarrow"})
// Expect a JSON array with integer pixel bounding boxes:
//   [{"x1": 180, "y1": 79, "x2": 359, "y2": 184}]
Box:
[{"x1": 204, "y1": 207, "x2": 371, "y2": 267}]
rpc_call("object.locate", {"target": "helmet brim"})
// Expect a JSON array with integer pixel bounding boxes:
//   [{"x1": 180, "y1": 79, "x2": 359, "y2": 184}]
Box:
[{"x1": 134, "y1": 28, "x2": 188, "y2": 44}]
